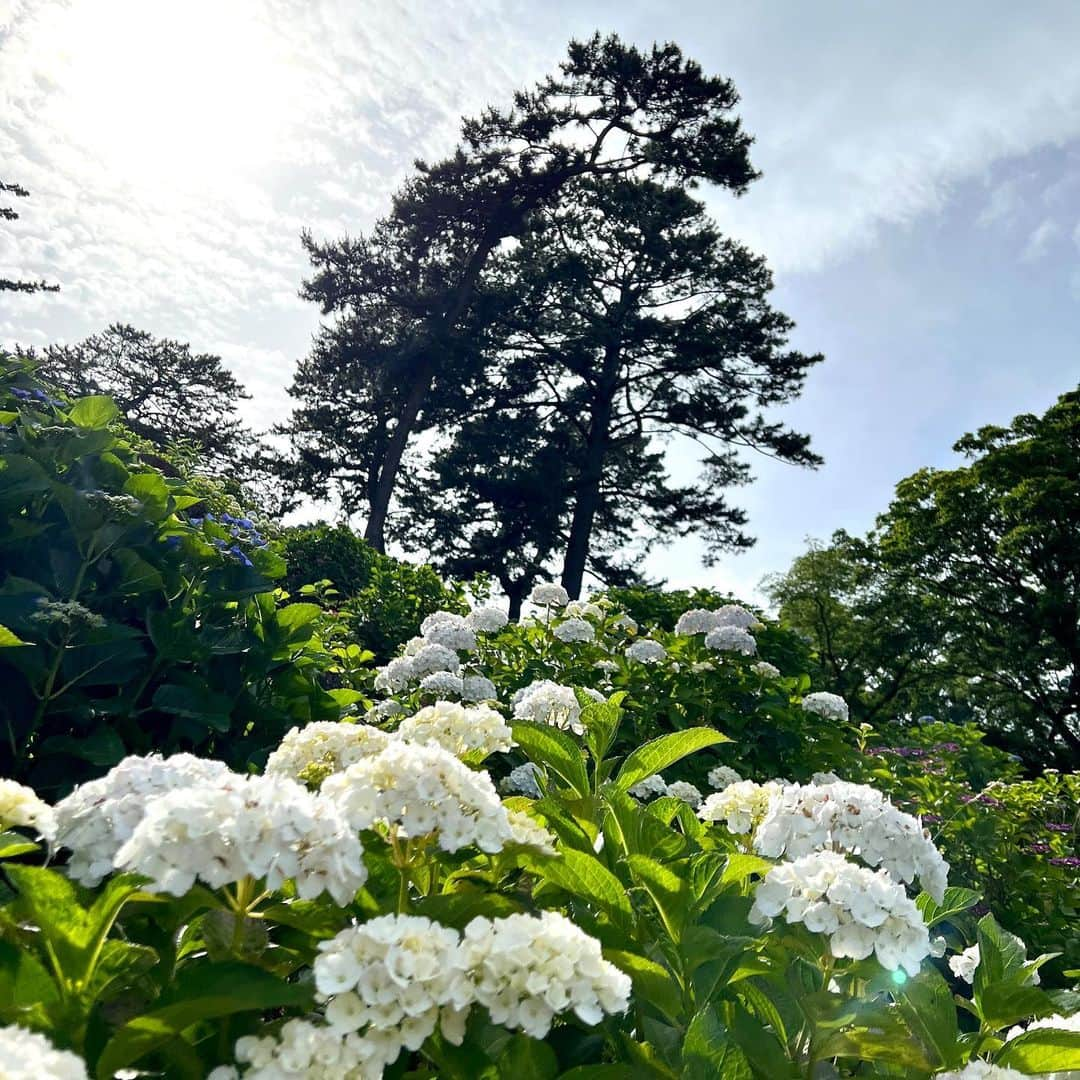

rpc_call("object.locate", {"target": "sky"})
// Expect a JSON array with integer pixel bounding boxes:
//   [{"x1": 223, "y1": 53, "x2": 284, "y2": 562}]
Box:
[{"x1": 2, "y1": 0, "x2": 1079, "y2": 604}]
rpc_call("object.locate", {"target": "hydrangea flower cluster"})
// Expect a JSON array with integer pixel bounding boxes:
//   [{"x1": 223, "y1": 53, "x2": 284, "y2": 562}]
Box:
[
  {"x1": 751, "y1": 660, "x2": 781, "y2": 679},
  {"x1": 0, "y1": 1024, "x2": 88, "y2": 1079},
  {"x1": 265, "y1": 722, "x2": 393, "y2": 786},
  {"x1": 698, "y1": 780, "x2": 783, "y2": 834},
  {"x1": 752, "y1": 780, "x2": 949, "y2": 902},
  {"x1": 114, "y1": 772, "x2": 367, "y2": 905},
  {"x1": 566, "y1": 599, "x2": 604, "y2": 619},
  {"x1": 459, "y1": 911, "x2": 631, "y2": 1038},
  {"x1": 461, "y1": 674, "x2": 498, "y2": 702},
  {"x1": 528, "y1": 583, "x2": 569, "y2": 608},
  {"x1": 505, "y1": 809, "x2": 558, "y2": 856},
  {"x1": 675, "y1": 604, "x2": 758, "y2": 636},
  {"x1": 552, "y1": 617, "x2": 595, "y2": 643},
  {"x1": 418, "y1": 671, "x2": 464, "y2": 696},
  {"x1": 466, "y1": 606, "x2": 509, "y2": 633},
  {"x1": 752, "y1": 850, "x2": 932, "y2": 976},
  {"x1": 939, "y1": 1065, "x2": 1027, "y2": 1080},
  {"x1": 54, "y1": 752, "x2": 233, "y2": 886},
  {"x1": 665, "y1": 780, "x2": 703, "y2": 808},
  {"x1": 322, "y1": 741, "x2": 512, "y2": 854},
  {"x1": 207, "y1": 1019, "x2": 373, "y2": 1079},
  {"x1": 502, "y1": 762, "x2": 543, "y2": 798},
  {"x1": 396, "y1": 701, "x2": 513, "y2": 759},
  {"x1": 801, "y1": 691, "x2": 850, "y2": 723},
  {"x1": 419, "y1": 611, "x2": 477, "y2": 652},
  {"x1": 704, "y1": 624, "x2": 757, "y2": 655},
  {"x1": 314, "y1": 915, "x2": 474, "y2": 1073},
  {"x1": 707, "y1": 765, "x2": 743, "y2": 791},
  {"x1": 512, "y1": 680, "x2": 594, "y2": 734},
  {"x1": 625, "y1": 639, "x2": 666, "y2": 663},
  {"x1": 0, "y1": 778, "x2": 55, "y2": 842},
  {"x1": 628, "y1": 774, "x2": 668, "y2": 801},
  {"x1": 948, "y1": 943, "x2": 980, "y2": 984}
]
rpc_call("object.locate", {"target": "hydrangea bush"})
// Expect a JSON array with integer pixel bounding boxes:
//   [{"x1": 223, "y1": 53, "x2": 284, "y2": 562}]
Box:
[{"x1": 0, "y1": 372, "x2": 1078, "y2": 1076}]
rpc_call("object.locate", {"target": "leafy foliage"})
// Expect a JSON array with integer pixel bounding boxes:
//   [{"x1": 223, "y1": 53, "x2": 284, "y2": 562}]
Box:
[{"x1": 0, "y1": 356, "x2": 362, "y2": 793}]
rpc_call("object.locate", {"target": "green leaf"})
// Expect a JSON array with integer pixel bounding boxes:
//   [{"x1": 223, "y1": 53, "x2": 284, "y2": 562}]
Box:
[
  {"x1": 628, "y1": 855, "x2": 690, "y2": 941},
  {"x1": 0, "y1": 625, "x2": 27, "y2": 647},
  {"x1": 996, "y1": 1028, "x2": 1080, "y2": 1073},
  {"x1": 558, "y1": 1069, "x2": 637, "y2": 1079},
  {"x1": 0, "y1": 939, "x2": 60, "y2": 1018},
  {"x1": 978, "y1": 982, "x2": 1056, "y2": 1030},
  {"x1": 721, "y1": 853, "x2": 773, "y2": 886},
  {"x1": 523, "y1": 848, "x2": 633, "y2": 926},
  {"x1": 615, "y1": 728, "x2": 730, "y2": 792},
  {"x1": 275, "y1": 603, "x2": 323, "y2": 639},
  {"x1": 916, "y1": 886, "x2": 981, "y2": 928},
  {"x1": 95, "y1": 961, "x2": 314, "y2": 1079},
  {"x1": 512, "y1": 720, "x2": 590, "y2": 797},
  {"x1": 416, "y1": 889, "x2": 523, "y2": 929},
  {"x1": 68, "y1": 395, "x2": 119, "y2": 429},
  {"x1": 152, "y1": 681, "x2": 233, "y2": 731},
  {"x1": 498, "y1": 1035, "x2": 559, "y2": 1080},
  {"x1": 605, "y1": 950, "x2": 684, "y2": 1024},
  {"x1": 682, "y1": 1006, "x2": 752, "y2": 1080},
  {"x1": 113, "y1": 548, "x2": 164, "y2": 594},
  {"x1": 893, "y1": 968, "x2": 963, "y2": 1069},
  {"x1": 0, "y1": 830, "x2": 39, "y2": 861},
  {"x1": 124, "y1": 472, "x2": 170, "y2": 519}
]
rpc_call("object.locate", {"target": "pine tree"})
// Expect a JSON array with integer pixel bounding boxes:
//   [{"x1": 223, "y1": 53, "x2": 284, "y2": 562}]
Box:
[
  {"x1": 1, "y1": 181, "x2": 60, "y2": 295},
  {"x1": 278, "y1": 34, "x2": 759, "y2": 551}
]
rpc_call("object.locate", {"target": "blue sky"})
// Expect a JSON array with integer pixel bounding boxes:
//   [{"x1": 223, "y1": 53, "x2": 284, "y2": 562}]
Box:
[{"x1": 2, "y1": 0, "x2": 1078, "y2": 602}]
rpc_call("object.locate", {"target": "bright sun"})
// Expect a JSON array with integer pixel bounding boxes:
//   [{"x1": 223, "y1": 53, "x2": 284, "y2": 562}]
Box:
[{"x1": 47, "y1": 0, "x2": 301, "y2": 190}]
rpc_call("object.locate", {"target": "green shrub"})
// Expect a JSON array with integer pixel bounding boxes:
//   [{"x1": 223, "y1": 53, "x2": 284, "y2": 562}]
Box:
[{"x1": 0, "y1": 355, "x2": 361, "y2": 793}]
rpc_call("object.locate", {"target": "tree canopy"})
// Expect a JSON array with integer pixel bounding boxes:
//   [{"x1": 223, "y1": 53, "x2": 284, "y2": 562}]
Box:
[{"x1": 1, "y1": 180, "x2": 60, "y2": 295}]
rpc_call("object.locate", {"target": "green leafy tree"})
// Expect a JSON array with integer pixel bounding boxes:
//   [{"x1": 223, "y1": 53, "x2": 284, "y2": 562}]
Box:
[
  {"x1": 874, "y1": 388, "x2": 1080, "y2": 766},
  {"x1": 1, "y1": 180, "x2": 60, "y2": 294},
  {"x1": 33, "y1": 323, "x2": 258, "y2": 473},
  {"x1": 398, "y1": 177, "x2": 820, "y2": 598},
  {"x1": 277, "y1": 33, "x2": 760, "y2": 552}
]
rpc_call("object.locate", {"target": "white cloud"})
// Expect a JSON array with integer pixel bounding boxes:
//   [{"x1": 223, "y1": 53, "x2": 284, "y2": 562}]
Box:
[{"x1": 1021, "y1": 218, "x2": 1061, "y2": 262}]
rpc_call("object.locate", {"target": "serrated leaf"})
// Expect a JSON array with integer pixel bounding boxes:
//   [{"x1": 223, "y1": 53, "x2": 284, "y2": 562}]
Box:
[
  {"x1": 524, "y1": 847, "x2": 633, "y2": 926},
  {"x1": 894, "y1": 968, "x2": 963, "y2": 1069},
  {"x1": 996, "y1": 1028, "x2": 1080, "y2": 1073},
  {"x1": 606, "y1": 949, "x2": 683, "y2": 1024},
  {"x1": 512, "y1": 720, "x2": 590, "y2": 797},
  {"x1": 68, "y1": 395, "x2": 118, "y2": 429}
]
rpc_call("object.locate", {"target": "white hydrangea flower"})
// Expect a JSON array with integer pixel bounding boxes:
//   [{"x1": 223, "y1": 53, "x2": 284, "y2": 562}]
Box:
[
  {"x1": 403, "y1": 636, "x2": 426, "y2": 656},
  {"x1": 511, "y1": 680, "x2": 585, "y2": 734},
  {"x1": 751, "y1": 661, "x2": 781, "y2": 679},
  {"x1": 811, "y1": 771, "x2": 843, "y2": 785},
  {"x1": 691, "y1": 661, "x2": 715, "y2": 674},
  {"x1": 594, "y1": 659, "x2": 619, "y2": 674},
  {"x1": 699, "y1": 780, "x2": 783, "y2": 835},
  {"x1": 707, "y1": 765, "x2": 743, "y2": 791},
  {"x1": 665, "y1": 781, "x2": 703, "y2": 808},
  {"x1": 625, "y1": 639, "x2": 666, "y2": 663},
  {"x1": 266, "y1": 722, "x2": 393, "y2": 786},
  {"x1": 55, "y1": 753, "x2": 233, "y2": 886},
  {"x1": 315, "y1": 915, "x2": 474, "y2": 1072},
  {"x1": 752, "y1": 850, "x2": 932, "y2": 976},
  {"x1": 115, "y1": 772, "x2": 367, "y2": 905},
  {"x1": 374, "y1": 656, "x2": 415, "y2": 693},
  {"x1": 409, "y1": 644, "x2": 461, "y2": 679},
  {"x1": 0, "y1": 779, "x2": 55, "y2": 842},
  {"x1": 502, "y1": 762, "x2": 543, "y2": 798},
  {"x1": 461, "y1": 675, "x2": 498, "y2": 702},
  {"x1": 939, "y1": 1065, "x2": 1028, "y2": 1080},
  {"x1": 674, "y1": 608, "x2": 720, "y2": 635},
  {"x1": 565, "y1": 600, "x2": 603, "y2": 619},
  {"x1": 704, "y1": 625, "x2": 757, "y2": 656},
  {"x1": 949, "y1": 944, "x2": 980, "y2": 984},
  {"x1": 610, "y1": 612, "x2": 638, "y2": 632},
  {"x1": 801, "y1": 691, "x2": 849, "y2": 723},
  {"x1": 506, "y1": 809, "x2": 558, "y2": 856},
  {"x1": 466, "y1": 606, "x2": 509, "y2": 633},
  {"x1": 0, "y1": 1024, "x2": 88, "y2": 1079},
  {"x1": 1006, "y1": 1011, "x2": 1080, "y2": 1041},
  {"x1": 397, "y1": 701, "x2": 513, "y2": 760},
  {"x1": 552, "y1": 617, "x2": 595, "y2": 643},
  {"x1": 322, "y1": 741, "x2": 512, "y2": 854},
  {"x1": 363, "y1": 700, "x2": 403, "y2": 724},
  {"x1": 528, "y1": 583, "x2": 569, "y2": 607},
  {"x1": 752, "y1": 780, "x2": 949, "y2": 902},
  {"x1": 461, "y1": 911, "x2": 631, "y2": 1038},
  {"x1": 420, "y1": 612, "x2": 477, "y2": 653},
  {"x1": 419, "y1": 671, "x2": 465, "y2": 697},
  {"x1": 628, "y1": 774, "x2": 668, "y2": 801},
  {"x1": 211, "y1": 1019, "x2": 377, "y2": 1079},
  {"x1": 713, "y1": 604, "x2": 759, "y2": 629}
]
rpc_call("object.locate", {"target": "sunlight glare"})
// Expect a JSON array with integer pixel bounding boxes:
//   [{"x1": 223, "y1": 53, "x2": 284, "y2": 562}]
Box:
[{"x1": 52, "y1": 0, "x2": 302, "y2": 189}]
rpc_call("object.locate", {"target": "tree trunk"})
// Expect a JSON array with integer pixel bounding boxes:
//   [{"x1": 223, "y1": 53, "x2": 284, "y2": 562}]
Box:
[{"x1": 561, "y1": 344, "x2": 620, "y2": 598}]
